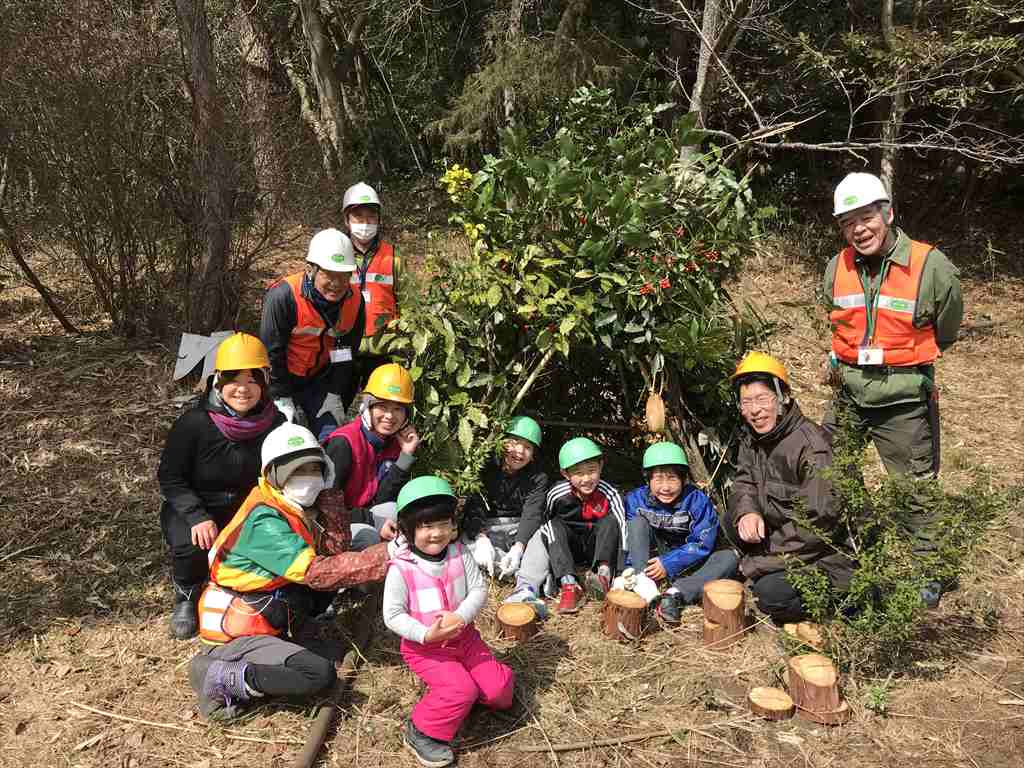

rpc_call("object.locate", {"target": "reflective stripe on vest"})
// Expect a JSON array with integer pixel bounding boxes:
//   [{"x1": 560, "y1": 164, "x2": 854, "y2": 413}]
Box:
[
  {"x1": 390, "y1": 542, "x2": 466, "y2": 631},
  {"x1": 354, "y1": 243, "x2": 398, "y2": 336},
  {"x1": 279, "y1": 273, "x2": 362, "y2": 378},
  {"x1": 830, "y1": 239, "x2": 939, "y2": 367},
  {"x1": 207, "y1": 482, "x2": 315, "y2": 594},
  {"x1": 198, "y1": 583, "x2": 283, "y2": 646},
  {"x1": 323, "y1": 420, "x2": 402, "y2": 509}
]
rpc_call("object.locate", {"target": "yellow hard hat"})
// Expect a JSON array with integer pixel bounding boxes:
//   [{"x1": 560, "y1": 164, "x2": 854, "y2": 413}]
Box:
[
  {"x1": 215, "y1": 332, "x2": 270, "y2": 373},
  {"x1": 364, "y1": 363, "x2": 414, "y2": 404},
  {"x1": 730, "y1": 351, "x2": 790, "y2": 387}
]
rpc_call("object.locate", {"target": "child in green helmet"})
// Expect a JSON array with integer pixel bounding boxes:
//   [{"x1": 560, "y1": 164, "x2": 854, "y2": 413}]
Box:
[
  {"x1": 623, "y1": 442, "x2": 738, "y2": 624},
  {"x1": 384, "y1": 476, "x2": 514, "y2": 768},
  {"x1": 537, "y1": 437, "x2": 626, "y2": 614}
]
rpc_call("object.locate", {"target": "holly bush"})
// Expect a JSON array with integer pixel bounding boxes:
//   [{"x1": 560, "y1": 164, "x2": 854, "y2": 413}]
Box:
[{"x1": 383, "y1": 87, "x2": 771, "y2": 492}]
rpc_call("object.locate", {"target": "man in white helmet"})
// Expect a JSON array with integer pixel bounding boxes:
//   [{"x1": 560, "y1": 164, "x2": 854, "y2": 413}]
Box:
[
  {"x1": 260, "y1": 229, "x2": 365, "y2": 441},
  {"x1": 341, "y1": 182, "x2": 402, "y2": 390},
  {"x1": 821, "y1": 172, "x2": 963, "y2": 608}
]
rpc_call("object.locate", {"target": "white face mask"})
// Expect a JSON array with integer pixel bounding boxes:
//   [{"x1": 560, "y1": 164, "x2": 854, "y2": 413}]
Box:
[
  {"x1": 283, "y1": 474, "x2": 325, "y2": 507},
  {"x1": 350, "y1": 222, "x2": 378, "y2": 242}
]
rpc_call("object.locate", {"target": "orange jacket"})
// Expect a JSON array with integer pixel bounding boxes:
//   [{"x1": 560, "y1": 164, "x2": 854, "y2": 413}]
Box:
[
  {"x1": 280, "y1": 272, "x2": 362, "y2": 378},
  {"x1": 351, "y1": 242, "x2": 398, "y2": 337},
  {"x1": 830, "y1": 240, "x2": 940, "y2": 367}
]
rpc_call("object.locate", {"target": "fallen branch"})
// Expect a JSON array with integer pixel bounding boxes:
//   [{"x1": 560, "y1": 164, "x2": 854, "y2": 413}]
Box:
[
  {"x1": 67, "y1": 701, "x2": 303, "y2": 745},
  {"x1": 513, "y1": 719, "x2": 745, "y2": 753}
]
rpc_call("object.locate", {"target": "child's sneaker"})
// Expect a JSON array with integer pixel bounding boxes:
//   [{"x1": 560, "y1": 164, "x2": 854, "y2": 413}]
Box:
[
  {"x1": 583, "y1": 570, "x2": 610, "y2": 600},
  {"x1": 656, "y1": 592, "x2": 683, "y2": 625},
  {"x1": 189, "y1": 657, "x2": 251, "y2": 721},
  {"x1": 557, "y1": 583, "x2": 586, "y2": 614},
  {"x1": 403, "y1": 717, "x2": 454, "y2": 767}
]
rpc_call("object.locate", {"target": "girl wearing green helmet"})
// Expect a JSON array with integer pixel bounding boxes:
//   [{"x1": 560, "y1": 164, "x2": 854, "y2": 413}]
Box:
[{"x1": 386, "y1": 476, "x2": 515, "y2": 767}]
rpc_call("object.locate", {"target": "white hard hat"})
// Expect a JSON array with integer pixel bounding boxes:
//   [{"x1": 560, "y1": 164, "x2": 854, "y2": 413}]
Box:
[
  {"x1": 306, "y1": 228, "x2": 356, "y2": 272},
  {"x1": 343, "y1": 182, "x2": 381, "y2": 213},
  {"x1": 833, "y1": 173, "x2": 890, "y2": 217},
  {"x1": 260, "y1": 422, "x2": 332, "y2": 488}
]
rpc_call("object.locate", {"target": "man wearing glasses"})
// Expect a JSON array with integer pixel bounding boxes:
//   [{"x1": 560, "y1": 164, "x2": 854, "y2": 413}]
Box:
[
  {"x1": 722, "y1": 353, "x2": 854, "y2": 626},
  {"x1": 822, "y1": 173, "x2": 962, "y2": 608}
]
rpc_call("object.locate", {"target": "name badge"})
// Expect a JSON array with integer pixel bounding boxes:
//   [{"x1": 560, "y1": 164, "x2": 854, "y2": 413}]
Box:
[
  {"x1": 857, "y1": 347, "x2": 884, "y2": 366},
  {"x1": 330, "y1": 347, "x2": 353, "y2": 363},
  {"x1": 362, "y1": 289, "x2": 372, "y2": 304}
]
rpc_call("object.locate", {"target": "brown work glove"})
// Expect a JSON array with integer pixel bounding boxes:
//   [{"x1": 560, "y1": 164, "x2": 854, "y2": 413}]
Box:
[
  {"x1": 305, "y1": 543, "x2": 390, "y2": 590},
  {"x1": 314, "y1": 488, "x2": 352, "y2": 555}
]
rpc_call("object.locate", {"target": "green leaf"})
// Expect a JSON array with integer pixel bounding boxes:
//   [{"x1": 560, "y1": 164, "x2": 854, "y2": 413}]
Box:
[
  {"x1": 595, "y1": 311, "x2": 618, "y2": 328},
  {"x1": 412, "y1": 331, "x2": 429, "y2": 356},
  {"x1": 466, "y1": 406, "x2": 488, "y2": 428},
  {"x1": 486, "y1": 283, "x2": 502, "y2": 307},
  {"x1": 458, "y1": 417, "x2": 473, "y2": 455},
  {"x1": 559, "y1": 316, "x2": 577, "y2": 335},
  {"x1": 456, "y1": 364, "x2": 472, "y2": 387}
]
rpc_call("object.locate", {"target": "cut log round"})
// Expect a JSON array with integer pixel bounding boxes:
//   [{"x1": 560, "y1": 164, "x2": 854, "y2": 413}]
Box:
[
  {"x1": 497, "y1": 602, "x2": 539, "y2": 642},
  {"x1": 702, "y1": 579, "x2": 746, "y2": 648},
  {"x1": 783, "y1": 621, "x2": 825, "y2": 650},
  {"x1": 602, "y1": 589, "x2": 647, "y2": 642},
  {"x1": 787, "y1": 653, "x2": 851, "y2": 725},
  {"x1": 748, "y1": 687, "x2": 795, "y2": 720}
]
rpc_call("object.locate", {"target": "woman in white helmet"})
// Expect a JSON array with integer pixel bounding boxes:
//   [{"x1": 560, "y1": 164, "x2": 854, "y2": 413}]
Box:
[{"x1": 188, "y1": 422, "x2": 394, "y2": 721}]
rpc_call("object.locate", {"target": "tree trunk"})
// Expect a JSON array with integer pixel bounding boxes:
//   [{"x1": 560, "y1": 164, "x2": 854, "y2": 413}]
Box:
[
  {"x1": 504, "y1": 0, "x2": 526, "y2": 127},
  {"x1": 297, "y1": 0, "x2": 349, "y2": 176},
  {"x1": 879, "y1": 0, "x2": 922, "y2": 205},
  {"x1": 175, "y1": 0, "x2": 236, "y2": 334},
  {"x1": 238, "y1": 6, "x2": 283, "y2": 209}
]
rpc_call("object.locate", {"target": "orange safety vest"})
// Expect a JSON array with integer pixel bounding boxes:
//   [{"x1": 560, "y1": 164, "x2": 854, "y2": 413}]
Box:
[
  {"x1": 198, "y1": 483, "x2": 315, "y2": 645},
  {"x1": 279, "y1": 272, "x2": 362, "y2": 378},
  {"x1": 830, "y1": 240, "x2": 940, "y2": 367},
  {"x1": 350, "y1": 242, "x2": 398, "y2": 336}
]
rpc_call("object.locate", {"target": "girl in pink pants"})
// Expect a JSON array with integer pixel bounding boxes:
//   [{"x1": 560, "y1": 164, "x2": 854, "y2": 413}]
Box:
[{"x1": 384, "y1": 476, "x2": 514, "y2": 767}]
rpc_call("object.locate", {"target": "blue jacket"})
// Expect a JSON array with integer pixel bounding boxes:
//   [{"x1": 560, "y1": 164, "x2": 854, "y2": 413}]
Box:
[{"x1": 624, "y1": 485, "x2": 718, "y2": 578}]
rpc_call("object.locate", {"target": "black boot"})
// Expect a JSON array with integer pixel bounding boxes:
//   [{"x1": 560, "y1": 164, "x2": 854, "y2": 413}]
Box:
[{"x1": 170, "y1": 582, "x2": 202, "y2": 640}]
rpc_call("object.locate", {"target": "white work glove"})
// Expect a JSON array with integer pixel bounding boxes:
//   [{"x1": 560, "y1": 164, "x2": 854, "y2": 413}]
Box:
[
  {"x1": 317, "y1": 392, "x2": 345, "y2": 423},
  {"x1": 275, "y1": 397, "x2": 297, "y2": 423},
  {"x1": 497, "y1": 542, "x2": 524, "y2": 580},
  {"x1": 472, "y1": 536, "x2": 497, "y2": 577},
  {"x1": 612, "y1": 568, "x2": 661, "y2": 605}
]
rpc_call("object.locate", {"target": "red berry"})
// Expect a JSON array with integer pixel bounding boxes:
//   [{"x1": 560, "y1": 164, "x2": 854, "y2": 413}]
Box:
[{"x1": 659, "y1": 278, "x2": 671, "y2": 289}]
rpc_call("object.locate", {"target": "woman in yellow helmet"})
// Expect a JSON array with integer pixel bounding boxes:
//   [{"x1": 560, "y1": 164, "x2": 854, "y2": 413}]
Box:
[
  {"x1": 157, "y1": 333, "x2": 286, "y2": 640},
  {"x1": 322, "y1": 363, "x2": 420, "y2": 543},
  {"x1": 721, "y1": 352, "x2": 855, "y2": 625}
]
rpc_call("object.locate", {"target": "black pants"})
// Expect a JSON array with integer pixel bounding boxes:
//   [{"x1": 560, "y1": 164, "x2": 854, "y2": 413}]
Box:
[
  {"x1": 249, "y1": 650, "x2": 336, "y2": 698},
  {"x1": 750, "y1": 571, "x2": 807, "y2": 624},
  {"x1": 541, "y1": 515, "x2": 622, "y2": 580},
  {"x1": 160, "y1": 503, "x2": 236, "y2": 587}
]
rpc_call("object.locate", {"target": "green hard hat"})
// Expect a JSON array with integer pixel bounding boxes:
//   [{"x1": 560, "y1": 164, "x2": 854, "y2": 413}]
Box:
[
  {"x1": 642, "y1": 441, "x2": 689, "y2": 470},
  {"x1": 397, "y1": 475, "x2": 455, "y2": 513},
  {"x1": 558, "y1": 437, "x2": 603, "y2": 470},
  {"x1": 505, "y1": 415, "x2": 542, "y2": 447}
]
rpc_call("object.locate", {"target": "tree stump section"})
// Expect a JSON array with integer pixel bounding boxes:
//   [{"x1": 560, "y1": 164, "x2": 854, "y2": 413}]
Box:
[
  {"x1": 783, "y1": 621, "x2": 825, "y2": 650},
  {"x1": 748, "y1": 687, "x2": 795, "y2": 721},
  {"x1": 602, "y1": 589, "x2": 647, "y2": 641},
  {"x1": 787, "y1": 653, "x2": 851, "y2": 725},
  {"x1": 702, "y1": 579, "x2": 746, "y2": 648},
  {"x1": 496, "y1": 602, "x2": 539, "y2": 642}
]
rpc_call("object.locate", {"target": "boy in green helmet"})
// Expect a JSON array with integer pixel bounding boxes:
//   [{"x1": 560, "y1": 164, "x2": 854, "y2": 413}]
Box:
[
  {"x1": 624, "y1": 442, "x2": 738, "y2": 624},
  {"x1": 537, "y1": 437, "x2": 626, "y2": 614},
  {"x1": 461, "y1": 417, "x2": 550, "y2": 602}
]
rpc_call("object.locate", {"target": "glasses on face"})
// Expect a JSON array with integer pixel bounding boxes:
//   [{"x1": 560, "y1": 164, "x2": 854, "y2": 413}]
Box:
[
  {"x1": 739, "y1": 393, "x2": 777, "y2": 412},
  {"x1": 419, "y1": 520, "x2": 454, "y2": 534}
]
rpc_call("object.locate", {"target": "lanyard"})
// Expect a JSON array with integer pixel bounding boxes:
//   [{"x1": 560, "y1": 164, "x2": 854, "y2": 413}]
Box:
[{"x1": 856, "y1": 252, "x2": 894, "y2": 345}]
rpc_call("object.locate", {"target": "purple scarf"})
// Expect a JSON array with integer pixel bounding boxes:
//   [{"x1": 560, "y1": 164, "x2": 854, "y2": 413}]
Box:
[{"x1": 207, "y1": 392, "x2": 279, "y2": 442}]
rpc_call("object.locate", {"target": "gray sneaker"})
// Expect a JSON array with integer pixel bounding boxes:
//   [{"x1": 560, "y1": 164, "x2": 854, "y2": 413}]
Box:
[
  {"x1": 190, "y1": 656, "x2": 251, "y2": 721},
  {"x1": 403, "y1": 717, "x2": 454, "y2": 767}
]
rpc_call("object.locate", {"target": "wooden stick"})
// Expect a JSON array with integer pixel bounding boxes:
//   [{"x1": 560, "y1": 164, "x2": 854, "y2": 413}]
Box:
[
  {"x1": 67, "y1": 701, "x2": 302, "y2": 745},
  {"x1": 513, "y1": 720, "x2": 744, "y2": 753},
  {"x1": 291, "y1": 591, "x2": 380, "y2": 768}
]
